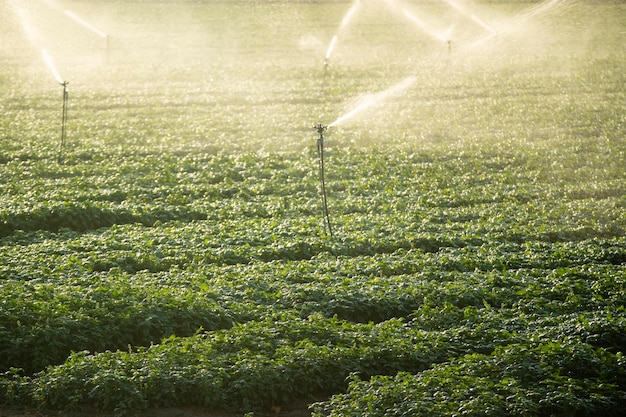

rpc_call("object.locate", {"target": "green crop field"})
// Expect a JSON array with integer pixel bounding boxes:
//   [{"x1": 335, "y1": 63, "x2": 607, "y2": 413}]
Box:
[{"x1": 1, "y1": 0, "x2": 625, "y2": 416}]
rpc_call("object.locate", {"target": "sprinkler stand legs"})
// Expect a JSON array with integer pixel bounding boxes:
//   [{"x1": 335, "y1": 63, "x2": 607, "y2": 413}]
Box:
[
  {"x1": 58, "y1": 81, "x2": 69, "y2": 164},
  {"x1": 315, "y1": 123, "x2": 333, "y2": 238}
]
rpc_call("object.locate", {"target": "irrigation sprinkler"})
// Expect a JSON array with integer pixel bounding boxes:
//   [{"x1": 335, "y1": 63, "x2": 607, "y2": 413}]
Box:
[
  {"x1": 314, "y1": 123, "x2": 333, "y2": 238},
  {"x1": 58, "y1": 81, "x2": 70, "y2": 164},
  {"x1": 324, "y1": 35, "x2": 338, "y2": 68},
  {"x1": 42, "y1": 49, "x2": 70, "y2": 163}
]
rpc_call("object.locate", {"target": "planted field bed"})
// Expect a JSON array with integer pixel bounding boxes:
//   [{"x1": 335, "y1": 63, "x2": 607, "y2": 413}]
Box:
[{"x1": 1, "y1": 0, "x2": 625, "y2": 416}]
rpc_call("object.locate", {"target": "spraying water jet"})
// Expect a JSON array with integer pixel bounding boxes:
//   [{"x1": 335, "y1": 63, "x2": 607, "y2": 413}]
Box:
[
  {"x1": 41, "y1": 49, "x2": 64, "y2": 84},
  {"x1": 445, "y1": 0, "x2": 497, "y2": 35},
  {"x1": 467, "y1": 0, "x2": 565, "y2": 50},
  {"x1": 64, "y1": 10, "x2": 109, "y2": 50},
  {"x1": 323, "y1": 0, "x2": 361, "y2": 67},
  {"x1": 380, "y1": 0, "x2": 452, "y2": 46},
  {"x1": 401, "y1": 8, "x2": 449, "y2": 44},
  {"x1": 329, "y1": 76, "x2": 417, "y2": 128},
  {"x1": 324, "y1": 35, "x2": 338, "y2": 67},
  {"x1": 15, "y1": 8, "x2": 42, "y2": 47}
]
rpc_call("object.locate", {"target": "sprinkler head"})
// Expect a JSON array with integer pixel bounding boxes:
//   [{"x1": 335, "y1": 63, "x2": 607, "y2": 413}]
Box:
[
  {"x1": 315, "y1": 123, "x2": 327, "y2": 136},
  {"x1": 60, "y1": 81, "x2": 69, "y2": 88}
]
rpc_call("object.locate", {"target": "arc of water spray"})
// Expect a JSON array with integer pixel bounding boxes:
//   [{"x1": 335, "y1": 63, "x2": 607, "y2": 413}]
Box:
[
  {"x1": 42, "y1": 49, "x2": 65, "y2": 84},
  {"x1": 401, "y1": 8, "x2": 449, "y2": 43},
  {"x1": 16, "y1": 8, "x2": 65, "y2": 82},
  {"x1": 13, "y1": 3, "x2": 72, "y2": 163},
  {"x1": 321, "y1": 0, "x2": 361, "y2": 102},
  {"x1": 380, "y1": 0, "x2": 452, "y2": 45},
  {"x1": 15, "y1": 8, "x2": 42, "y2": 46},
  {"x1": 518, "y1": 0, "x2": 564, "y2": 22},
  {"x1": 445, "y1": 0, "x2": 497, "y2": 35},
  {"x1": 64, "y1": 10, "x2": 108, "y2": 39},
  {"x1": 328, "y1": 76, "x2": 416, "y2": 128},
  {"x1": 324, "y1": 35, "x2": 338, "y2": 64},
  {"x1": 324, "y1": 0, "x2": 361, "y2": 66},
  {"x1": 469, "y1": 0, "x2": 562, "y2": 48}
]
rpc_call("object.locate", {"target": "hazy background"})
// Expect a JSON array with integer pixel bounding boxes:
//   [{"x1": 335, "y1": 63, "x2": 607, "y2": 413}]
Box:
[{"x1": 1, "y1": 0, "x2": 624, "y2": 154}]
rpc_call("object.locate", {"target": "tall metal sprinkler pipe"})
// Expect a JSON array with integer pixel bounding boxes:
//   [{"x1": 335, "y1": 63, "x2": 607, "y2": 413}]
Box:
[
  {"x1": 315, "y1": 123, "x2": 333, "y2": 238},
  {"x1": 58, "y1": 81, "x2": 69, "y2": 164}
]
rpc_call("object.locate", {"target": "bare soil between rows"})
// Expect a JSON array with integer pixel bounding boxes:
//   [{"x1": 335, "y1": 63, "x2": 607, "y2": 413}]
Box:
[{"x1": 0, "y1": 400, "x2": 313, "y2": 417}]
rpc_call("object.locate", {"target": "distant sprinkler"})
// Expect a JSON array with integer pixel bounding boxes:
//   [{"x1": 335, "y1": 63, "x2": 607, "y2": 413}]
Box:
[
  {"x1": 324, "y1": 35, "x2": 338, "y2": 66},
  {"x1": 314, "y1": 123, "x2": 333, "y2": 237},
  {"x1": 323, "y1": 0, "x2": 360, "y2": 68},
  {"x1": 443, "y1": 25, "x2": 454, "y2": 56}
]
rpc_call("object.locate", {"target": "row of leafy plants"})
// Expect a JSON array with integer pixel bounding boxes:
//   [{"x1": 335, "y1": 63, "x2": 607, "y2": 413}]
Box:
[
  {"x1": 1, "y1": 232, "x2": 624, "y2": 384},
  {"x1": 0, "y1": 143, "x2": 624, "y2": 415},
  {"x1": 312, "y1": 338, "x2": 626, "y2": 417},
  {"x1": 1, "y1": 148, "x2": 623, "y2": 239},
  {"x1": 2, "y1": 307, "x2": 624, "y2": 414}
]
